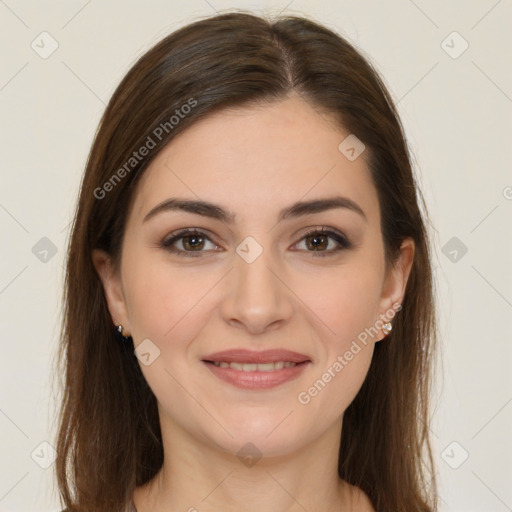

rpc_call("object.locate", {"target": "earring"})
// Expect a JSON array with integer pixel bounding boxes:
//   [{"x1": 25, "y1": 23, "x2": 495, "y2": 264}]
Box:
[
  {"x1": 382, "y1": 322, "x2": 393, "y2": 336},
  {"x1": 115, "y1": 324, "x2": 132, "y2": 342}
]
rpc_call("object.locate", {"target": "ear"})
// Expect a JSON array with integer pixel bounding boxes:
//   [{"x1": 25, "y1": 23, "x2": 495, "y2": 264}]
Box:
[
  {"x1": 91, "y1": 249, "x2": 131, "y2": 335},
  {"x1": 376, "y1": 237, "x2": 415, "y2": 340}
]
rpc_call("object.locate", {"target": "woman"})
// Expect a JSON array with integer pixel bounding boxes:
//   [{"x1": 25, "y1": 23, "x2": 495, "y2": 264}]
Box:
[{"x1": 56, "y1": 11, "x2": 437, "y2": 512}]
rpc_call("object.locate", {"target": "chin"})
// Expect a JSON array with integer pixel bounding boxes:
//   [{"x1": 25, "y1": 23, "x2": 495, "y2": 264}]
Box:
[{"x1": 202, "y1": 410, "x2": 312, "y2": 459}]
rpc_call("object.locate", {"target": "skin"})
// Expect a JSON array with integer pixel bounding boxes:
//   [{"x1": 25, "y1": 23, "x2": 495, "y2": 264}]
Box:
[{"x1": 93, "y1": 95, "x2": 414, "y2": 512}]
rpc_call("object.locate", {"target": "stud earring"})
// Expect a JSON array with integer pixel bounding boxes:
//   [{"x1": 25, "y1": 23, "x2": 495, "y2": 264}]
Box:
[
  {"x1": 115, "y1": 324, "x2": 132, "y2": 342},
  {"x1": 382, "y1": 322, "x2": 393, "y2": 337}
]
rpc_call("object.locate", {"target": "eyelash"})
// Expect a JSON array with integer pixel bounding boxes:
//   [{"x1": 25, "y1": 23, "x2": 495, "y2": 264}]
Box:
[{"x1": 161, "y1": 227, "x2": 351, "y2": 258}]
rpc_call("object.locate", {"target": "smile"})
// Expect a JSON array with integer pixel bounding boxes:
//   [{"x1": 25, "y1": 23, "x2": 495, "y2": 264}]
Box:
[
  {"x1": 211, "y1": 361, "x2": 298, "y2": 371},
  {"x1": 203, "y1": 360, "x2": 310, "y2": 390}
]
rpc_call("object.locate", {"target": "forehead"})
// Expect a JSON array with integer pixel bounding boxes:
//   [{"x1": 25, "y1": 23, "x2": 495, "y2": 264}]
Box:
[{"x1": 129, "y1": 96, "x2": 380, "y2": 226}]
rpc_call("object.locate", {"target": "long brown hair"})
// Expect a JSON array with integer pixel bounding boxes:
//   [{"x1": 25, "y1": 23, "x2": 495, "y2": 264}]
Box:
[{"x1": 56, "y1": 11, "x2": 437, "y2": 511}]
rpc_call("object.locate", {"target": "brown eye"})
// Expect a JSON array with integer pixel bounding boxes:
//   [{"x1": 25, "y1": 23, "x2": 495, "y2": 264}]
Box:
[
  {"x1": 181, "y1": 234, "x2": 206, "y2": 251},
  {"x1": 305, "y1": 233, "x2": 329, "y2": 251},
  {"x1": 294, "y1": 228, "x2": 351, "y2": 257},
  {"x1": 162, "y1": 229, "x2": 218, "y2": 257}
]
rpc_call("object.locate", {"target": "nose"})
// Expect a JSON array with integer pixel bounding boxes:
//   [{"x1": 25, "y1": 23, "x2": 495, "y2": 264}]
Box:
[{"x1": 220, "y1": 244, "x2": 294, "y2": 335}]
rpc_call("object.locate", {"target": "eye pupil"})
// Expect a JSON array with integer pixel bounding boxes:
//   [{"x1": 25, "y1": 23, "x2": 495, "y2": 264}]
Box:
[
  {"x1": 183, "y1": 235, "x2": 204, "y2": 251},
  {"x1": 306, "y1": 234, "x2": 328, "y2": 251}
]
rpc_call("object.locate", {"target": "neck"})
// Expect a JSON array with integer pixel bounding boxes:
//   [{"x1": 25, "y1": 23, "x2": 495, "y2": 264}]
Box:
[{"x1": 133, "y1": 415, "x2": 352, "y2": 512}]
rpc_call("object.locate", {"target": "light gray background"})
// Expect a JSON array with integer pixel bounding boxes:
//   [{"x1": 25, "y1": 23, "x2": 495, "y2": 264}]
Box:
[{"x1": 1, "y1": 1, "x2": 511, "y2": 511}]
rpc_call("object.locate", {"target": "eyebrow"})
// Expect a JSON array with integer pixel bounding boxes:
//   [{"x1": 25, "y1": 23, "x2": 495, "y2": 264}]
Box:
[{"x1": 143, "y1": 196, "x2": 367, "y2": 224}]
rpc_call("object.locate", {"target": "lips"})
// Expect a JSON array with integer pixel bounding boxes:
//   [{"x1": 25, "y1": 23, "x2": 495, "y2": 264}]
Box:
[
  {"x1": 202, "y1": 348, "x2": 311, "y2": 365},
  {"x1": 211, "y1": 361, "x2": 298, "y2": 371},
  {"x1": 202, "y1": 349, "x2": 311, "y2": 390}
]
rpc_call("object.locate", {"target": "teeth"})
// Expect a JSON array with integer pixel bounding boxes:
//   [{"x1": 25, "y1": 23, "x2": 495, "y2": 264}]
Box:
[{"x1": 211, "y1": 361, "x2": 298, "y2": 371}]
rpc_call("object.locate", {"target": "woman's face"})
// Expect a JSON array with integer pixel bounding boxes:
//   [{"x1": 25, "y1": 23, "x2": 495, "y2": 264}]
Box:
[{"x1": 94, "y1": 95, "x2": 413, "y2": 458}]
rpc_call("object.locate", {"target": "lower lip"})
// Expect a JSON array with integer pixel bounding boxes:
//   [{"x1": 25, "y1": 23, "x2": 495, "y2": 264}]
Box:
[{"x1": 203, "y1": 361, "x2": 310, "y2": 390}]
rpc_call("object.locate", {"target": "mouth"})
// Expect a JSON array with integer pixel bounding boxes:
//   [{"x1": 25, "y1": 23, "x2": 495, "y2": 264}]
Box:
[
  {"x1": 201, "y1": 349, "x2": 311, "y2": 390},
  {"x1": 207, "y1": 360, "x2": 301, "y2": 371}
]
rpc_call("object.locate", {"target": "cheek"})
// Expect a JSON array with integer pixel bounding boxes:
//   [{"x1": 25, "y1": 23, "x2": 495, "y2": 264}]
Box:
[
  {"x1": 121, "y1": 254, "x2": 221, "y2": 438},
  {"x1": 297, "y1": 258, "x2": 384, "y2": 346},
  {"x1": 295, "y1": 275, "x2": 379, "y2": 420},
  {"x1": 122, "y1": 250, "x2": 216, "y2": 343},
  {"x1": 298, "y1": 344, "x2": 374, "y2": 417},
  {"x1": 293, "y1": 257, "x2": 383, "y2": 404}
]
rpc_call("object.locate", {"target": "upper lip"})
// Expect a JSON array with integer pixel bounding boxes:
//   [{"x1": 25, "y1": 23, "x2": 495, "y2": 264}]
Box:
[{"x1": 202, "y1": 349, "x2": 311, "y2": 364}]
